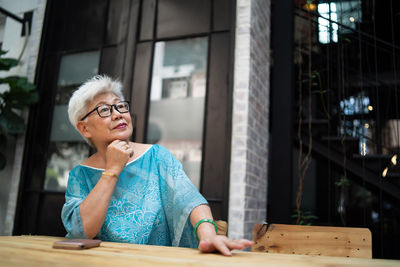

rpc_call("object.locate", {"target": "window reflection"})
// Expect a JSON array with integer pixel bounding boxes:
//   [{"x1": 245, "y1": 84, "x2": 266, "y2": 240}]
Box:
[
  {"x1": 44, "y1": 51, "x2": 100, "y2": 191},
  {"x1": 337, "y1": 93, "x2": 379, "y2": 155},
  {"x1": 45, "y1": 142, "x2": 90, "y2": 190},
  {"x1": 318, "y1": 1, "x2": 361, "y2": 44},
  {"x1": 147, "y1": 38, "x2": 208, "y2": 188}
]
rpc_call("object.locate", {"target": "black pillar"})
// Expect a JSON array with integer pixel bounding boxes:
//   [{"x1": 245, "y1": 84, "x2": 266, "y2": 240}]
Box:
[{"x1": 268, "y1": 0, "x2": 294, "y2": 223}]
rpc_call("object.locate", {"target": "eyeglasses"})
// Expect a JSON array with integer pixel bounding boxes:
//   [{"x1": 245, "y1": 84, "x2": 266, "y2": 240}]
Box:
[{"x1": 80, "y1": 101, "x2": 130, "y2": 121}]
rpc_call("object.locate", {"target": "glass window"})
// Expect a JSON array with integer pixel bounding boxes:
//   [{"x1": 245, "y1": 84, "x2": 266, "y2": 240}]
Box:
[
  {"x1": 337, "y1": 93, "x2": 376, "y2": 155},
  {"x1": 147, "y1": 37, "x2": 208, "y2": 189},
  {"x1": 44, "y1": 51, "x2": 100, "y2": 191},
  {"x1": 318, "y1": 3, "x2": 338, "y2": 44},
  {"x1": 318, "y1": 1, "x2": 361, "y2": 44}
]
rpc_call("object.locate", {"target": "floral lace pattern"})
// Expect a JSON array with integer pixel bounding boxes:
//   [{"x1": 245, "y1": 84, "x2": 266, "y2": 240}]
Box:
[{"x1": 61, "y1": 145, "x2": 207, "y2": 247}]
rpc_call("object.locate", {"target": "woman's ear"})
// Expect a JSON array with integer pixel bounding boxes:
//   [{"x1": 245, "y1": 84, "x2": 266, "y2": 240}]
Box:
[{"x1": 76, "y1": 121, "x2": 92, "y2": 139}]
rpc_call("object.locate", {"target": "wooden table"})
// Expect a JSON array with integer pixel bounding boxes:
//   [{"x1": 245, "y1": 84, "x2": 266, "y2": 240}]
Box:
[{"x1": 0, "y1": 236, "x2": 399, "y2": 267}]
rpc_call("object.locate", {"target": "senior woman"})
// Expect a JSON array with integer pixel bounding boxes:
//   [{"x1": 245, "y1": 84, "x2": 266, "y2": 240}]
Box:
[{"x1": 61, "y1": 75, "x2": 252, "y2": 256}]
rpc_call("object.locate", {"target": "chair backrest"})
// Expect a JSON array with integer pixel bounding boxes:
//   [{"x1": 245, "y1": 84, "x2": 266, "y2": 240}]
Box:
[
  {"x1": 215, "y1": 220, "x2": 227, "y2": 236},
  {"x1": 251, "y1": 223, "x2": 372, "y2": 258}
]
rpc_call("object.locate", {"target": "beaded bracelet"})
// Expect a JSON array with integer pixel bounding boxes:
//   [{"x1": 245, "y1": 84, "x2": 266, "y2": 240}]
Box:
[{"x1": 193, "y1": 219, "x2": 218, "y2": 241}]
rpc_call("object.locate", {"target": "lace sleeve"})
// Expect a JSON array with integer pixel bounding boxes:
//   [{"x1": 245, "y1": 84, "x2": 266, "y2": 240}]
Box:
[
  {"x1": 61, "y1": 168, "x2": 90, "y2": 239},
  {"x1": 156, "y1": 145, "x2": 208, "y2": 247}
]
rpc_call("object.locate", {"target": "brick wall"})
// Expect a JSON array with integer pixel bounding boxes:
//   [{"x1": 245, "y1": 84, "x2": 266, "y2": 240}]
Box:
[{"x1": 229, "y1": 0, "x2": 271, "y2": 240}]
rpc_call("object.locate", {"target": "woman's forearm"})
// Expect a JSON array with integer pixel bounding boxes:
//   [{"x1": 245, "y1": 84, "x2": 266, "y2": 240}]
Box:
[
  {"x1": 79, "y1": 140, "x2": 132, "y2": 239},
  {"x1": 79, "y1": 174, "x2": 118, "y2": 239},
  {"x1": 189, "y1": 204, "x2": 217, "y2": 241},
  {"x1": 190, "y1": 204, "x2": 254, "y2": 256}
]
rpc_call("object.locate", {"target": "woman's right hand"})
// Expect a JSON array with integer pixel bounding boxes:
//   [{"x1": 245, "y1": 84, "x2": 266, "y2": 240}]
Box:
[{"x1": 104, "y1": 140, "x2": 133, "y2": 176}]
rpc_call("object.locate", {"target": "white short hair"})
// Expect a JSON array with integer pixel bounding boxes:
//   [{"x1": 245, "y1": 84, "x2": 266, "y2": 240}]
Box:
[{"x1": 68, "y1": 75, "x2": 124, "y2": 134}]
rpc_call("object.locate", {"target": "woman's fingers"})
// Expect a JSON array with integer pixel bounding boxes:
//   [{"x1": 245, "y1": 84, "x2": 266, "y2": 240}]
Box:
[
  {"x1": 121, "y1": 141, "x2": 134, "y2": 157},
  {"x1": 198, "y1": 236, "x2": 254, "y2": 256},
  {"x1": 105, "y1": 140, "x2": 133, "y2": 174},
  {"x1": 221, "y1": 237, "x2": 250, "y2": 250},
  {"x1": 199, "y1": 238, "x2": 231, "y2": 256},
  {"x1": 110, "y1": 140, "x2": 132, "y2": 154},
  {"x1": 112, "y1": 140, "x2": 128, "y2": 149},
  {"x1": 239, "y1": 239, "x2": 255, "y2": 246},
  {"x1": 209, "y1": 237, "x2": 232, "y2": 256},
  {"x1": 232, "y1": 239, "x2": 255, "y2": 247},
  {"x1": 198, "y1": 240, "x2": 214, "y2": 252}
]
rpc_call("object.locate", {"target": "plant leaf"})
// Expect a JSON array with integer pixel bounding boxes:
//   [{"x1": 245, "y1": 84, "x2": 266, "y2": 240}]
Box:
[
  {"x1": 0, "y1": 109, "x2": 25, "y2": 134},
  {"x1": 4, "y1": 90, "x2": 39, "y2": 108},
  {"x1": 0, "y1": 76, "x2": 38, "y2": 109},
  {"x1": 0, "y1": 49, "x2": 18, "y2": 71},
  {"x1": 0, "y1": 76, "x2": 36, "y2": 92},
  {"x1": 0, "y1": 58, "x2": 18, "y2": 71}
]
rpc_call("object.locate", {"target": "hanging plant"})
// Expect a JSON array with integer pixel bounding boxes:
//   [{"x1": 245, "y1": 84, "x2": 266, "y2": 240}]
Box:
[{"x1": 0, "y1": 50, "x2": 39, "y2": 170}]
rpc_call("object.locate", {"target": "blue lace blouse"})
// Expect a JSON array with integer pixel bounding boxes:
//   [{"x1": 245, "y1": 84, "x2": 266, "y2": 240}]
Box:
[{"x1": 61, "y1": 144, "x2": 208, "y2": 248}]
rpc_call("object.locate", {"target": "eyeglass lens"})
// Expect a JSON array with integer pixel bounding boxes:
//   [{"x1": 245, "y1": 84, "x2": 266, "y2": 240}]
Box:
[{"x1": 98, "y1": 102, "x2": 129, "y2": 117}]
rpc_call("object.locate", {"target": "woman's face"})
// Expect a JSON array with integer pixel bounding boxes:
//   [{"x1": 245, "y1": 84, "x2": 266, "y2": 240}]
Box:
[{"x1": 79, "y1": 92, "x2": 133, "y2": 146}]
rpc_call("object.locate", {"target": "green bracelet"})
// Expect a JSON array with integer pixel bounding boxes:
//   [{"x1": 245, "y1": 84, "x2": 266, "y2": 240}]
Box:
[{"x1": 193, "y1": 219, "x2": 218, "y2": 241}]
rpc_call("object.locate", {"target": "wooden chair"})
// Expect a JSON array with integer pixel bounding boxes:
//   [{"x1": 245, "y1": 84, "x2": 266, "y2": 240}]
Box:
[
  {"x1": 251, "y1": 223, "x2": 372, "y2": 258},
  {"x1": 215, "y1": 220, "x2": 227, "y2": 236}
]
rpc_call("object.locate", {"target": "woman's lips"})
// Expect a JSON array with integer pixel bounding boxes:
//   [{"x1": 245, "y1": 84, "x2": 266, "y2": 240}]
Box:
[{"x1": 114, "y1": 122, "x2": 127, "y2": 129}]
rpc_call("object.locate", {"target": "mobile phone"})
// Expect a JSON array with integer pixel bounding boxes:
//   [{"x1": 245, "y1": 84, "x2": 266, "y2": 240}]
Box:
[{"x1": 52, "y1": 239, "x2": 101, "y2": 250}]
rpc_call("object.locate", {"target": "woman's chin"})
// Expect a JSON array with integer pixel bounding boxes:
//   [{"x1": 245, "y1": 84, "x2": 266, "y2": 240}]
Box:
[
  {"x1": 111, "y1": 133, "x2": 132, "y2": 142},
  {"x1": 111, "y1": 128, "x2": 132, "y2": 140}
]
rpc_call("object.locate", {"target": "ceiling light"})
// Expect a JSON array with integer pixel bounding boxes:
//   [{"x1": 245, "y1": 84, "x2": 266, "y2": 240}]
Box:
[
  {"x1": 382, "y1": 167, "x2": 388, "y2": 178},
  {"x1": 304, "y1": 3, "x2": 317, "y2": 11},
  {"x1": 391, "y1": 154, "x2": 397, "y2": 166}
]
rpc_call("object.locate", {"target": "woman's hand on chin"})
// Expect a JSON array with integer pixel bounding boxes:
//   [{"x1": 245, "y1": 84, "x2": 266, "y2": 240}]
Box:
[
  {"x1": 105, "y1": 140, "x2": 133, "y2": 175},
  {"x1": 198, "y1": 235, "x2": 254, "y2": 256}
]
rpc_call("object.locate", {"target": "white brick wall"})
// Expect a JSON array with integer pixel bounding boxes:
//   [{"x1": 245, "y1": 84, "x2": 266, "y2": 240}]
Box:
[{"x1": 229, "y1": 0, "x2": 271, "y2": 240}]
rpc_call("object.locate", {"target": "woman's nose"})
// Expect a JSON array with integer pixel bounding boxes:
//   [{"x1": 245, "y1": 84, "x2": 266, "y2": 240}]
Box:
[{"x1": 111, "y1": 108, "x2": 123, "y2": 120}]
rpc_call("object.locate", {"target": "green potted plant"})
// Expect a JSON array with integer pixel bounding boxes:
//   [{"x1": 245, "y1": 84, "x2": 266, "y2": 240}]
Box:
[{"x1": 0, "y1": 50, "x2": 39, "y2": 169}]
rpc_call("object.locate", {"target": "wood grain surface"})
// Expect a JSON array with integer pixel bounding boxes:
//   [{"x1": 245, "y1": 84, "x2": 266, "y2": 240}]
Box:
[
  {"x1": 252, "y1": 223, "x2": 372, "y2": 258},
  {"x1": 0, "y1": 235, "x2": 399, "y2": 267}
]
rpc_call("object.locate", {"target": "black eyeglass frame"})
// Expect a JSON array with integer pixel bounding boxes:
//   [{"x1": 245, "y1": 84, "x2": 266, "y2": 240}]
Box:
[{"x1": 80, "y1": 101, "x2": 130, "y2": 121}]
